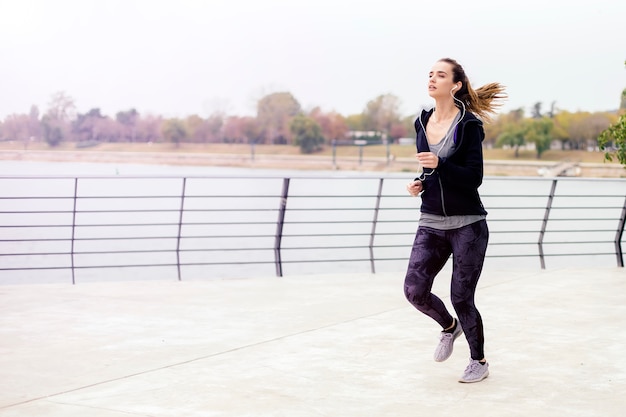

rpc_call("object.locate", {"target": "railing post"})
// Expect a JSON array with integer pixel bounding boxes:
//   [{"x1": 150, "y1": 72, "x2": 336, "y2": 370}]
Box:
[
  {"x1": 175, "y1": 177, "x2": 187, "y2": 281},
  {"x1": 70, "y1": 178, "x2": 78, "y2": 285},
  {"x1": 538, "y1": 179, "x2": 557, "y2": 269},
  {"x1": 274, "y1": 178, "x2": 290, "y2": 277},
  {"x1": 615, "y1": 196, "x2": 626, "y2": 268},
  {"x1": 369, "y1": 178, "x2": 384, "y2": 274}
]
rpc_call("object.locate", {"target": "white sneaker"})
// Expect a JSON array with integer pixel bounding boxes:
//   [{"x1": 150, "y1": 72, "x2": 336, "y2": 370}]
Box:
[
  {"x1": 433, "y1": 319, "x2": 463, "y2": 362},
  {"x1": 459, "y1": 359, "x2": 489, "y2": 383}
]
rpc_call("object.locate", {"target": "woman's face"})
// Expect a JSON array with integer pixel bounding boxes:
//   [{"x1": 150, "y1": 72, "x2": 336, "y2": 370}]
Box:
[{"x1": 427, "y1": 60, "x2": 456, "y2": 99}]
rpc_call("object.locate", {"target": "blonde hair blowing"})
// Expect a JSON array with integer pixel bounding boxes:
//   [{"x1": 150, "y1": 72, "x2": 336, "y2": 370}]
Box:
[{"x1": 440, "y1": 58, "x2": 507, "y2": 123}]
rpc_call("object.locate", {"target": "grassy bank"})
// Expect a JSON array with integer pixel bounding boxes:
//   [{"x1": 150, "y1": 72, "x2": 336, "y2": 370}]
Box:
[{"x1": 0, "y1": 141, "x2": 611, "y2": 164}]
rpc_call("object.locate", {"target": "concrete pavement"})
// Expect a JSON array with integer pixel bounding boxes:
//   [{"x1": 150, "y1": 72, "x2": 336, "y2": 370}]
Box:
[{"x1": 1, "y1": 267, "x2": 625, "y2": 416}]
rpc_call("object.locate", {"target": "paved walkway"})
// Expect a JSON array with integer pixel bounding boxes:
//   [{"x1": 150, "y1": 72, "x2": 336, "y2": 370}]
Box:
[{"x1": 1, "y1": 267, "x2": 625, "y2": 416}]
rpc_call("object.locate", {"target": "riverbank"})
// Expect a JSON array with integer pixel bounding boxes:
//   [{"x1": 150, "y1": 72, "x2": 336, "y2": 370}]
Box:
[{"x1": 1, "y1": 143, "x2": 624, "y2": 178}]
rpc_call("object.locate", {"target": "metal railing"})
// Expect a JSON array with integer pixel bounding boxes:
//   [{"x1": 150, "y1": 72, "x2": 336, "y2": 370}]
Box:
[{"x1": 0, "y1": 175, "x2": 624, "y2": 284}]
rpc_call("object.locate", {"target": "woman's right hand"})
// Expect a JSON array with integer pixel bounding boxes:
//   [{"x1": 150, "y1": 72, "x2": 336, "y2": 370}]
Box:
[{"x1": 406, "y1": 180, "x2": 423, "y2": 196}]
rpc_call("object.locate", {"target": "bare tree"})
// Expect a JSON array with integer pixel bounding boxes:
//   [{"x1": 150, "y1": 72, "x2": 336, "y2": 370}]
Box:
[
  {"x1": 362, "y1": 94, "x2": 403, "y2": 138},
  {"x1": 256, "y1": 92, "x2": 301, "y2": 144},
  {"x1": 42, "y1": 91, "x2": 76, "y2": 146},
  {"x1": 46, "y1": 91, "x2": 76, "y2": 122}
]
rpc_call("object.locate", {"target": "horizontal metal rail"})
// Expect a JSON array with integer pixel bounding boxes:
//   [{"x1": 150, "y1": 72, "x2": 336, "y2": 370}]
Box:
[{"x1": 0, "y1": 175, "x2": 624, "y2": 284}]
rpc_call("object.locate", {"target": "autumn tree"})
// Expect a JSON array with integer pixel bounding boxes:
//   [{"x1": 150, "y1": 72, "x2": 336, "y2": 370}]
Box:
[
  {"x1": 136, "y1": 115, "x2": 162, "y2": 143},
  {"x1": 95, "y1": 117, "x2": 122, "y2": 143},
  {"x1": 73, "y1": 108, "x2": 108, "y2": 143},
  {"x1": 345, "y1": 114, "x2": 365, "y2": 131},
  {"x1": 401, "y1": 115, "x2": 417, "y2": 140},
  {"x1": 161, "y1": 118, "x2": 188, "y2": 147},
  {"x1": 525, "y1": 118, "x2": 554, "y2": 158},
  {"x1": 160, "y1": 113, "x2": 222, "y2": 144},
  {"x1": 494, "y1": 109, "x2": 526, "y2": 156},
  {"x1": 497, "y1": 123, "x2": 527, "y2": 158},
  {"x1": 222, "y1": 116, "x2": 245, "y2": 143},
  {"x1": 309, "y1": 107, "x2": 348, "y2": 142},
  {"x1": 362, "y1": 94, "x2": 403, "y2": 139},
  {"x1": 0, "y1": 107, "x2": 40, "y2": 145},
  {"x1": 484, "y1": 108, "x2": 523, "y2": 147},
  {"x1": 483, "y1": 117, "x2": 502, "y2": 148},
  {"x1": 586, "y1": 113, "x2": 615, "y2": 150},
  {"x1": 568, "y1": 112, "x2": 614, "y2": 150},
  {"x1": 185, "y1": 114, "x2": 208, "y2": 143},
  {"x1": 205, "y1": 113, "x2": 224, "y2": 143},
  {"x1": 567, "y1": 112, "x2": 590, "y2": 149},
  {"x1": 290, "y1": 114, "x2": 324, "y2": 154},
  {"x1": 2, "y1": 114, "x2": 30, "y2": 144},
  {"x1": 116, "y1": 109, "x2": 139, "y2": 142},
  {"x1": 241, "y1": 116, "x2": 261, "y2": 144},
  {"x1": 24, "y1": 110, "x2": 40, "y2": 144},
  {"x1": 256, "y1": 92, "x2": 301, "y2": 144},
  {"x1": 388, "y1": 122, "x2": 408, "y2": 141},
  {"x1": 223, "y1": 116, "x2": 260, "y2": 143},
  {"x1": 552, "y1": 111, "x2": 573, "y2": 149}
]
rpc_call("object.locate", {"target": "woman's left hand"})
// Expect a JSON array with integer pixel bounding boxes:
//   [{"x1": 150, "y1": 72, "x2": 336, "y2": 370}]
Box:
[{"x1": 416, "y1": 152, "x2": 439, "y2": 169}]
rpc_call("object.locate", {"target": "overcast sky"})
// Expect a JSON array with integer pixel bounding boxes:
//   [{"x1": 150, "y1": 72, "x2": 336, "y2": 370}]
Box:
[{"x1": 1, "y1": 0, "x2": 625, "y2": 121}]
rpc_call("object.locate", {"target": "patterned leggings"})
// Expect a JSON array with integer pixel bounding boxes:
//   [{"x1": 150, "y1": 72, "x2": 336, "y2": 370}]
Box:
[{"x1": 404, "y1": 219, "x2": 489, "y2": 360}]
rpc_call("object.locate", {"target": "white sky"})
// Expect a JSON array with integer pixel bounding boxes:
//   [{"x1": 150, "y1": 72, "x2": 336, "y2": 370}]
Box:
[{"x1": 1, "y1": 0, "x2": 625, "y2": 120}]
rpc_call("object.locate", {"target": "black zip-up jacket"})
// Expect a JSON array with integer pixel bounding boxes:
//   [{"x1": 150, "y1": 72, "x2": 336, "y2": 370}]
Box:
[{"x1": 414, "y1": 108, "x2": 488, "y2": 217}]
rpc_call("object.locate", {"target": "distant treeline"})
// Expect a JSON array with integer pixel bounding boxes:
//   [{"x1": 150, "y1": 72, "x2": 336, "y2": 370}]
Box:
[{"x1": 1, "y1": 90, "x2": 624, "y2": 158}]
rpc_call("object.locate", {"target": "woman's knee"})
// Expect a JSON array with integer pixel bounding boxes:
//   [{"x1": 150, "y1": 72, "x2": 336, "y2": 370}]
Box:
[{"x1": 404, "y1": 282, "x2": 426, "y2": 306}]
